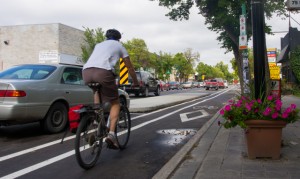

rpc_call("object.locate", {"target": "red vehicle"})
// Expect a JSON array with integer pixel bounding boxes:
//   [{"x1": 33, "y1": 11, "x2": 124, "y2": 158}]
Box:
[
  {"x1": 159, "y1": 80, "x2": 170, "y2": 91},
  {"x1": 204, "y1": 79, "x2": 219, "y2": 90}
]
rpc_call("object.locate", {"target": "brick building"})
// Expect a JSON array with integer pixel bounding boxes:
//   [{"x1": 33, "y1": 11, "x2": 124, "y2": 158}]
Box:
[{"x1": 0, "y1": 23, "x2": 86, "y2": 71}]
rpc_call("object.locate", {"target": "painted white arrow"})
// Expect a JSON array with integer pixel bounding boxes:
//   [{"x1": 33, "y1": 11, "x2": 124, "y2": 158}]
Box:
[{"x1": 180, "y1": 109, "x2": 209, "y2": 122}]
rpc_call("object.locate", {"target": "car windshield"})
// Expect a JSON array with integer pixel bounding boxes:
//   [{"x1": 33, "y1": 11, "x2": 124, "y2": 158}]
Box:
[{"x1": 0, "y1": 65, "x2": 57, "y2": 80}]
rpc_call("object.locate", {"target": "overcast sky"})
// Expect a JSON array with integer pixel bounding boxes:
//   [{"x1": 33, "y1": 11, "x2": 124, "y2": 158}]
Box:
[{"x1": 1, "y1": 0, "x2": 300, "y2": 71}]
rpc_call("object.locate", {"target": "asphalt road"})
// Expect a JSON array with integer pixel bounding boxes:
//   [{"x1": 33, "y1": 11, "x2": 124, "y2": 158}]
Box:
[{"x1": 0, "y1": 87, "x2": 236, "y2": 179}]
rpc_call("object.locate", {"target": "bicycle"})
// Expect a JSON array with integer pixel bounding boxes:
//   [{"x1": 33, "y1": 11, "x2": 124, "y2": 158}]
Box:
[{"x1": 74, "y1": 82, "x2": 131, "y2": 170}]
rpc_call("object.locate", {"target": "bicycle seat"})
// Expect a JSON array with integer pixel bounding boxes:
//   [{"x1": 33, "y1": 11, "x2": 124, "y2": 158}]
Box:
[{"x1": 87, "y1": 83, "x2": 102, "y2": 91}]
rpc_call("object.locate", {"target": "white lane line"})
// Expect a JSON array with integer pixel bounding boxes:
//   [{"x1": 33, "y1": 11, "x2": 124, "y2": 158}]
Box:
[
  {"x1": 0, "y1": 150, "x2": 75, "y2": 179},
  {"x1": 0, "y1": 89, "x2": 230, "y2": 178},
  {"x1": 0, "y1": 90, "x2": 220, "y2": 162}
]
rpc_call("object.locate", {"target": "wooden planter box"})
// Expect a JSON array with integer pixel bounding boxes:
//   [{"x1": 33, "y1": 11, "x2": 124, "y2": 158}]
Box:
[{"x1": 244, "y1": 120, "x2": 287, "y2": 159}]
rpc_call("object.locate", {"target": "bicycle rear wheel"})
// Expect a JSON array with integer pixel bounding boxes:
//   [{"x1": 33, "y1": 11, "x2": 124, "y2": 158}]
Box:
[
  {"x1": 115, "y1": 105, "x2": 131, "y2": 149},
  {"x1": 75, "y1": 113, "x2": 103, "y2": 169}
]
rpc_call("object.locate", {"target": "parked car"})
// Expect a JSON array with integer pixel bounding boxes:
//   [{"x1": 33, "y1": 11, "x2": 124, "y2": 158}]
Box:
[
  {"x1": 168, "y1": 81, "x2": 182, "y2": 90},
  {"x1": 159, "y1": 80, "x2": 170, "y2": 91},
  {"x1": 199, "y1": 82, "x2": 204, "y2": 88},
  {"x1": 194, "y1": 82, "x2": 202, "y2": 88},
  {"x1": 182, "y1": 81, "x2": 193, "y2": 89},
  {"x1": 0, "y1": 64, "x2": 130, "y2": 134},
  {"x1": 120, "y1": 71, "x2": 160, "y2": 97}
]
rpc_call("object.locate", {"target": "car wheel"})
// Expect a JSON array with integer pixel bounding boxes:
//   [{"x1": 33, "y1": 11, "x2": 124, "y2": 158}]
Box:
[
  {"x1": 143, "y1": 87, "x2": 149, "y2": 97},
  {"x1": 154, "y1": 86, "x2": 160, "y2": 96},
  {"x1": 41, "y1": 102, "x2": 68, "y2": 134},
  {"x1": 206, "y1": 87, "x2": 209, "y2": 90}
]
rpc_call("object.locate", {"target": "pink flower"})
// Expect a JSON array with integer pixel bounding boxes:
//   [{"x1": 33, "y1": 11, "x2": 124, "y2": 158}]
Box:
[
  {"x1": 225, "y1": 105, "x2": 231, "y2": 111},
  {"x1": 291, "y1": 104, "x2": 297, "y2": 110},
  {"x1": 284, "y1": 107, "x2": 291, "y2": 114},
  {"x1": 275, "y1": 101, "x2": 282, "y2": 111},
  {"x1": 282, "y1": 112, "x2": 289, "y2": 119},
  {"x1": 220, "y1": 109, "x2": 225, "y2": 115},
  {"x1": 245, "y1": 103, "x2": 252, "y2": 111},
  {"x1": 257, "y1": 99, "x2": 262, "y2": 104},
  {"x1": 263, "y1": 107, "x2": 272, "y2": 116},
  {"x1": 272, "y1": 112, "x2": 278, "y2": 119},
  {"x1": 267, "y1": 95, "x2": 273, "y2": 101}
]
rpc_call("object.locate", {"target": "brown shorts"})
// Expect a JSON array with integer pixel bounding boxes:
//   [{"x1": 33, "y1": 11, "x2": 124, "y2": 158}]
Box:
[{"x1": 82, "y1": 67, "x2": 118, "y2": 103}]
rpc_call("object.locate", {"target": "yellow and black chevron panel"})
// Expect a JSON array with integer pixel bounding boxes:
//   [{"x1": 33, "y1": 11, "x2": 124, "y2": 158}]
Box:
[{"x1": 119, "y1": 58, "x2": 128, "y2": 85}]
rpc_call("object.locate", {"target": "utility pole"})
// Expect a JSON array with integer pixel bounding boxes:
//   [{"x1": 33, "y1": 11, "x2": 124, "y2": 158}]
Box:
[{"x1": 251, "y1": 0, "x2": 267, "y2": 99}]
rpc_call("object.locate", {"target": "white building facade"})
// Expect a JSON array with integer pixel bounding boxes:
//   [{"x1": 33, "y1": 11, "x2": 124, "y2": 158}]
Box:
[{"x1": 0, "y1": 23, "x2": 86, "y2": 70}]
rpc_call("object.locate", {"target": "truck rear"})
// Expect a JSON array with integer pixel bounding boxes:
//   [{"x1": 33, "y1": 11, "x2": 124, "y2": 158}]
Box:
[{"x1": 204, "y1": 79, "x2": 219, "y2": 90}]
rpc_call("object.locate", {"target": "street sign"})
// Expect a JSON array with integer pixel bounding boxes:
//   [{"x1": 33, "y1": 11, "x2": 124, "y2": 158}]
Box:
[
  {"x1": 239, "y1": 35, "x2": 248, "y2": 50},
  {"x1": 269, "y1": 65, "x2": 280, "y2": 80},
  {"x1": 267, "y1": 48, "x2": 277, "y2": 63},
  {"x1": 119, "y1": 58, "x2": 129, "y2": 85},
  {"x1": 287, "y1": 0, "x2": 300, "y2": 10},
  {"x1": 271, "y1": 79, "x2": 281, "y2": 98},
  {"x1": 240, "y1": 15, "x2": 246, "y2": 36}
]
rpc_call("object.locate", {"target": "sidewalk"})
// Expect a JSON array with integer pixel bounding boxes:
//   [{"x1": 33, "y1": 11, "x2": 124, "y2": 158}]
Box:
[
  {"x1": 129, "y1": 92, "x2": 209, "y2": 113},
  {"x1": 153, "y1": 95, "x2": 300, "y2": 179}
]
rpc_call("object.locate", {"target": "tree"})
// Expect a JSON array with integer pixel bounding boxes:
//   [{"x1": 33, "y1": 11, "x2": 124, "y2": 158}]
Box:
[
  {"x1": 290, "y1": 46, "x2": 300, "y2": 84},
  {"x1": 151, "y1": 0, "x2": 287, "y2": 93},
  {"x1": 215, "y1": 61, "x2": 233, "y2": 81},
  {"x1": 183, "y1": 48, "x2": 200, "y2": 68},
  {"x1": 173, "y1": 53, "x2": 194, "y2": 82},
  {"x1": 81, "y1": 27, "x2": 105, "y2": 62},
  {"x1": 123, "y1": 38, "x2": 151, "y2": 70}
]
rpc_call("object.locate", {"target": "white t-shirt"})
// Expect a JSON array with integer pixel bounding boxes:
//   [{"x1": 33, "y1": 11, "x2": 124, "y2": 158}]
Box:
[{"x1": 83, "y1": 40, "x2": 129, "y2": 72}]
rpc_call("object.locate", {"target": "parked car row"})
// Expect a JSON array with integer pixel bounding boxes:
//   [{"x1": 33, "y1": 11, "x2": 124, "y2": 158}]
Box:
[{"x1": 181, "y1": 81, "x2": 205, "y2": 89}]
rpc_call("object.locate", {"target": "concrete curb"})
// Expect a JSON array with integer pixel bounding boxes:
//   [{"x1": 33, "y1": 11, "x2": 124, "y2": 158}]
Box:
[
  {"x1": 152, "y1": 110, "x2": 221, "y2": 179},
  {"x1": 129, "y1": 94, "x2": 210, "y2": 113}
]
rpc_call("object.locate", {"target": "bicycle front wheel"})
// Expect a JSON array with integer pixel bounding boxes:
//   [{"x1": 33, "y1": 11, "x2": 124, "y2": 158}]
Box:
[
  {"x1": 116, "y1": 105, "x2": 131, "y2": 149},
  {"x1": 75, "y1": 113, "x2": 103, "y2": 169}
]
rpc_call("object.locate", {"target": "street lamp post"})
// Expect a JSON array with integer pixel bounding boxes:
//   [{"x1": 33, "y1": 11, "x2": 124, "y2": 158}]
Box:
[{"x1": 251, "y1": 0, "x2": 267, "y2": 99}]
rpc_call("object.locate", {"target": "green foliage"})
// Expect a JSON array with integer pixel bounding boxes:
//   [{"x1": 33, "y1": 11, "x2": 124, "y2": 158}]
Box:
[
  {"x1": 123, "y1": 38, "x2": 150, "y2": 70},
  {"x1": 81, "y1": 27, "x2": 105, "y2": 63},
  {"x1": 290, "y1": 46, "x2": 300, "y2": 84},
  {"x1": 215, "y1": 61, "x2": 233, "y2": 81},
  {"x1": 173, "y1": 52, "x2": 194, "y2": 81},
  {"x1": 152, "y1": 0, "x2": 287, "y2": 92}
]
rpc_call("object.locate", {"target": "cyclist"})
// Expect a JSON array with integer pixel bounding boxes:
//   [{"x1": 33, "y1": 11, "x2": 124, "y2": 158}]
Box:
[{"x1": 82, "y1": 29, "x2": 139, "y2": 149}]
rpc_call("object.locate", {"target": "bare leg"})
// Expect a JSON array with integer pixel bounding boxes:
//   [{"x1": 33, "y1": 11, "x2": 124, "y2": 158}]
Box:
[
  {"x1": 109, "y1": 99, "x2": 120, "y2": 132},
  {"x1": 94, "y1": 91, "x2": 100, "y2": 104}
]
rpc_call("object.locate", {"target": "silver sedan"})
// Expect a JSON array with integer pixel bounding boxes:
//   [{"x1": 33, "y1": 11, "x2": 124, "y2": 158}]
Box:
[{"x1": 0, "y1": 64, "x2": 130, "y2": 134}]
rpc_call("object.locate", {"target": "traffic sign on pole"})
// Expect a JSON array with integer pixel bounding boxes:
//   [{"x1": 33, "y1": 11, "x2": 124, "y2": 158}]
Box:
[{"x1": 119, "y1": 58, "x2": 128, "y2": 85}]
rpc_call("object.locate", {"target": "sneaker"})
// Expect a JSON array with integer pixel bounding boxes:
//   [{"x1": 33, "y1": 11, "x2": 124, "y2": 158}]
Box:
[{"x1": 105, "y1": 133, "x2": 119, "y2": 150}]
